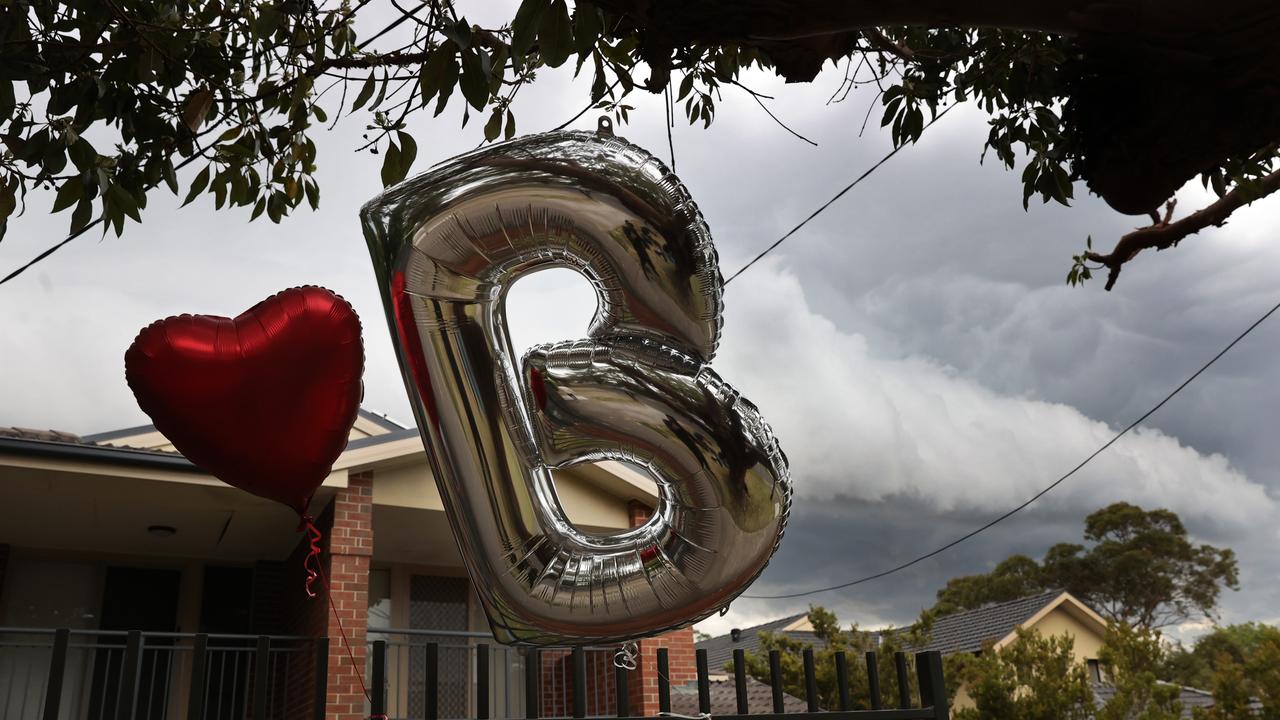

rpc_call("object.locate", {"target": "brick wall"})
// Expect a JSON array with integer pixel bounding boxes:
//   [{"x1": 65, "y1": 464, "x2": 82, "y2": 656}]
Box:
[
  {"x1": 539, "y1": 649, "x2": 618, "y2": 716},
  {"x1": 324, "y1": 470, "x2": 375, "y2": 720},
  {"x1": 273, "y1": 471, "x2": 375, "y2": 720},
  {"x1": 621, "y1": 500, "x2": 699, "y2": 716},
  {"x1": 628, "y1": 627, "x2": 698, "y2": 715}
]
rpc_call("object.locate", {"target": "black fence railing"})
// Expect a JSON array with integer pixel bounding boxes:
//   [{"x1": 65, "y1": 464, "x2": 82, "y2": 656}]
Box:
[
  {"x1": 0, "y1": 627, "x2": 325, "y2": 720},
  {"x1": 3, "y1": 627, "x2": 948, "y2": 720},
  {"x1": 363, "y1": 641, "x2": 949, "y2": 720},
  {"x1": 366, "y1": 629, "x2": 619, "y2": 720}
]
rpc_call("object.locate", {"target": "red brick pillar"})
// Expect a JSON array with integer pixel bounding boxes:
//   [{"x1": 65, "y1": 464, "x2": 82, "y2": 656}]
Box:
[
  {"x1": 324, "y1": 470, "x2": 375, "y2": 720},
  {"x1": 620, "y1": 502, "x2": 699, "y2": 716},
  {"x1": 629, "y1": 628, "x2": 698, "y2": 715}
]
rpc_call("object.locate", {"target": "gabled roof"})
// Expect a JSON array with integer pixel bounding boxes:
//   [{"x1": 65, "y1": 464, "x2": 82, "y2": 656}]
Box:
[
  {"x1": 700, "y1": 590, "x2": 1109, "y2": 670},
  {"x1": 698, "y1": 613, "x2": 822, "y2": 672},
  {"x1": 915, "y1": 589, "x2": 1070, "y2": 654}
]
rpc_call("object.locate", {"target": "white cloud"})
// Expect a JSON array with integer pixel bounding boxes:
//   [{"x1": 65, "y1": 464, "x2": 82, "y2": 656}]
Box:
[{"x1": 716, "y1": 261, "x2": 1276, "y2": 530}]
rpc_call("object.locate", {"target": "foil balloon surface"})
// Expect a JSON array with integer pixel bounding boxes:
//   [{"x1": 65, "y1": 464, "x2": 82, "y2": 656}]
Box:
[{"x1": 361, "y1": 118, "x2": 791, "y2": 645}]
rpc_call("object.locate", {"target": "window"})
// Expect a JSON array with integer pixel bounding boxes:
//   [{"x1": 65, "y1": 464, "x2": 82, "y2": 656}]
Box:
[
  {"x1": 409, "y1": 575, "x2": 470, "y2": 718},
  {"x1": 369, "y1": 568, "x2": 392, "y2": 630}
]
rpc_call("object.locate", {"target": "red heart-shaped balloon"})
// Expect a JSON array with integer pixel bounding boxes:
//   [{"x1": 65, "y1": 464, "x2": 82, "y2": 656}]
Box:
[{"x1": 125, "y1": 287, "x2": 364, "y2": 516}]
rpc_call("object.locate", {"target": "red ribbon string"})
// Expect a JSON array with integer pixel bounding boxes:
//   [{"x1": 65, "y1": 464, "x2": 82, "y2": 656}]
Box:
[
  {"x1": 301, "y1": 518, "x2": 387, "y2": 720},
  {"x1": 301, "y1": 515, "x2": 323, "y2": 599}
]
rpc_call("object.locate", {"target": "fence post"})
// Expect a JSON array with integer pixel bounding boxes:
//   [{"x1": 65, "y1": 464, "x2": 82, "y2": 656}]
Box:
[
  {"x1": 477, "y1": 643, "x2": 490, "y2": 720},
  {"x1": 253, "y1": 636, "x2": 271, "y2": 720},
  {"x1": 41, "y1": 628, "x2": 69, "y2": 720},
  {"x1": 313, "y1": 638, "x2": 329, "y2": 720},
  {"x1": 769, "y1": 650, "x2": 784, "y2": 714},
  {"x1": 616, "y1": 660, "x2": 630, "y2": 718},
  {"x1": 895, "y1": 652, "x2": 912, "y2": 709},
  {"x1": 116, "y1": 630, "x2": 143, "y2": 720},
  {"x1": 733, "y1": 648, "x2": 749, "y2": 715},
  {"x1": 834, "y1": 651, "x2": 850, "y2": 711},
  {"x1": 920, "y1": 651, "x2": 948, "y2": 719},
  {"x1": 525, "y1": 649, "x2": 541, "y2": 719},
  {"x1": 371, "y1": 640, "x2": 387, "y2": 719},
  {"x1": 696, "y1": 648, "x2": 711, "y2": 715},
  {"x1": 866, "y1": 651, "x2": 882, "y2": 710},
  {"x1": 803, "y1": 647, "x2": 819, "y2": 712},
  {"x1": 425, "y1": 642, "x2": 439, "y2": 720},
  {"x1": 657, "y1": 648, "x2": 671, "y2": 714},
  {"x1": 187, "y1": 634, "x2": 209, "y2": 720},
  {"x1": 572, "y1": 646, "x2": 587, "y2": 719}
]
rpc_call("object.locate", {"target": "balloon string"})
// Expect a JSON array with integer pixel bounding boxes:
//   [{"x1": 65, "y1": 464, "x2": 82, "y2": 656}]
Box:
[
  {"x1": 302, "y1": 517, "x2": 388, "y2": 720},
  {"x1": 302, "y1": 516, "x2": 323, "y2": 598}
]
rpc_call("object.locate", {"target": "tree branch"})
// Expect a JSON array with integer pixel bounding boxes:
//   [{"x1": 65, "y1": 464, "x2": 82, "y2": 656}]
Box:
[{"x1": 1085, "y1": 168, "x2": 1280, "y2": 290}]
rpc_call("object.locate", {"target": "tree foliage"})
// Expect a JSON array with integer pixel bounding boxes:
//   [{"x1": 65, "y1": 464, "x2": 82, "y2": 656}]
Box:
[
  {"x1": 735, "y1": 606, "x2": 933, "y2": 710},
  {"x1": 953, "y1": 628, "x2": 1094, "y2": 720},
  {"x1": 932, "y1": 502, "x2": 1239, "y2": 628},
  {"x1": 1095, "y1": 623, "x2": 1183, "y2": 720},
  {"x1": 2, "y1": 0, "x2": 1279, "y2": 285},
  {"x1": 1162, "y1": 623, "x2": 1280, "y2": 720}
]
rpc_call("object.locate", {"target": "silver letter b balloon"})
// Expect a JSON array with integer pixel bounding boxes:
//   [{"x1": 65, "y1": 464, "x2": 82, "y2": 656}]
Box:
[{"x1": 362, "y1": 119, "x2": 791, "y2": 645}]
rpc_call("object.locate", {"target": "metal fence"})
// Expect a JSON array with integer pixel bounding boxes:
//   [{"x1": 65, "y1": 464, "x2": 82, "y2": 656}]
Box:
[
  {"x1": 366, "y1": 630, "x2": 618, "y2": 720},
  {"x1": 362, "y1": 639, "x2": 949, "y2": 720},
  {"x1": 2, "y1": 627, "x2": 948, "y2": 720},
  {"x1": 0, "y1": 627, "x2": 323, "y2": 720}
]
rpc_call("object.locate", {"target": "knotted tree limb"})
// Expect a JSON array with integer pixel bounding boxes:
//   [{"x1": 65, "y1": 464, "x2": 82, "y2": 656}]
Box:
[{"x1": 1085, "y1": 167, "x2": 1280, "y2": 290}]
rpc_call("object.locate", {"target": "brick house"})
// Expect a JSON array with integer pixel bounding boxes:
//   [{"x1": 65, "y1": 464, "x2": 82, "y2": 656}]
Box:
[{"x1": 0, "y1": 409, "x2": 699, "y2": 719}]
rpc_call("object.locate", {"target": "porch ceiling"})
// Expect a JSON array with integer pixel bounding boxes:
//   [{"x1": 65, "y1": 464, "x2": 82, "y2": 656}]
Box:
[{"x1": 0, "y1": 465, "x2": 330, "y2": 562}]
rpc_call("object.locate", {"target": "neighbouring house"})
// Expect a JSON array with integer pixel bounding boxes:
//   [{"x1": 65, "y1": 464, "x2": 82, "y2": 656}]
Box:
[
  {"x1": 0, "y1": 409, "x2": 702, "y2": 719},
  {"x1": 698, "y1": 590, "x2": 1233, "y2": 718}
]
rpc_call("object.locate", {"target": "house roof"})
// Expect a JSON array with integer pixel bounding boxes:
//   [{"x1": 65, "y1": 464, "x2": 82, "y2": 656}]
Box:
[
  {"x1": 698, "y1": 613, "x2": 825, "y2": 673},
  {"x1": 0, "y1": 408, "x2": 416, "y2": 472},
  {"x1": 1091, "y1": 681, "x2": 1256, "y2": 718},
  {"x1": 914, "y1": 589, "x2": 1071, "y2": 654},
  {"x1": 670, "y1": 676, "x2": 809, "y2": 715},
  {"x1": 700, "y1": 590, "x2": 1103, "y2": 671}
]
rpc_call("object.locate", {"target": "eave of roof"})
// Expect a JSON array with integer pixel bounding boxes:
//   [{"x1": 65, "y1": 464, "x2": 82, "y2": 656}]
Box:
[{"x1": 0, "y1": 435, "x2": 199, "y2": 471}]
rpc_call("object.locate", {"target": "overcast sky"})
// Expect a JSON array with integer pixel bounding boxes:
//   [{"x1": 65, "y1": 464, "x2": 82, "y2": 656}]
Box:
[{"x1": 3, "y1": 5, "x2": 1279, "y2": 644}]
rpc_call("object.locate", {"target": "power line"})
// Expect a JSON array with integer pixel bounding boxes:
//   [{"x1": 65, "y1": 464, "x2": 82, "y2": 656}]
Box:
[
  {"x1": 743, "y1": 295, "x2": 1280, "y2": 600},
  {"x1": 723, "y1": 103, "x2": 956, "y2": 286}
]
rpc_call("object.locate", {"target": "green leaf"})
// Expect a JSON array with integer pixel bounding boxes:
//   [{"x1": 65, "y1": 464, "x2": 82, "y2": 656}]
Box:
[
  {"x1": 380, "y1": 140, "x2": 403, "y2": 187},
  {"x1": 351, "y1": 72, "x2": 377, "y2": 111},
  {"x1": 312, "y1": 104, "x2": 328, "y2": 123},
  {"x1": 70, "y1": 197, "x2": 92, "y2": 233},
  {"x1": 484, "y1": 107, "x2": 502, "y2": 141},
  {"x1": 572, "y1": 6, "x2": 602, "y2": 55},
  {"x1": 304, "y1": 179, "x2": 320, "y2": 210},
  {"x1": 52, "y1": 177, "x2": 83, "y2": 212},
  {"x1": 108, "y1": 184, "x2": 141, "y2": 223},
  {"x1": 538, "y1": 0, "x2": 573, "y2": 68},
  {"x1": 0, "y1": 179, "x2": 16, "y2": 225},
  {"x1": 396, "y1": 131, "x2": 417, "y2": 177},
  {"x1": 182, "y1": 88, "x2": 214, "y2": 132},
  {"x1": 162, "y1": 160, "x2": 179, "y2": 195},
  {"x1": 511, "y1": 0, "x2": 550, "y2": 58},
  {"x1": 419, "y1": 43, "x2": 457, "y2": 105},
  {"x1": 505, "y1": 109, "x2": 516, "y2": 140},
  {"x1": 459, "y1": 49, "x2": 489, "y2": 111},
  {"x1": 182, "y1": 166, "x2": 210, "y2": 207}
]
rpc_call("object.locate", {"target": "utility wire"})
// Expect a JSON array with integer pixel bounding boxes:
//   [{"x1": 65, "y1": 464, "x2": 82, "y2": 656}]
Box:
[
  {"x1": 744, "y1": 295, "x2": 1280, "y2": 599},
  {"x1": 723, "y1": 103, "x2": 955, "y2": 285}
]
